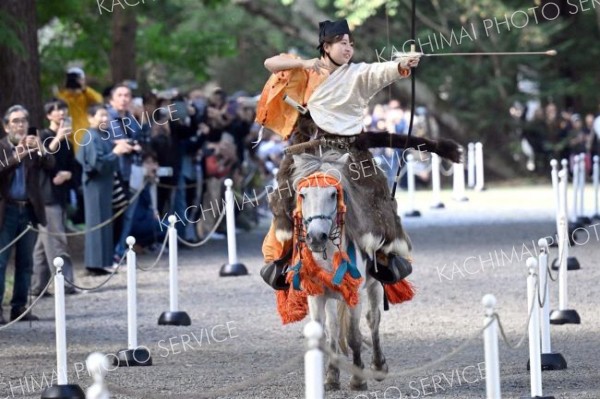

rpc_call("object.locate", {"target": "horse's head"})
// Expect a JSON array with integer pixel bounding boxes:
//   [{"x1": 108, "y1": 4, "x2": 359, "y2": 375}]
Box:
[
  {"x1": 294, "y1": 172, "x2": 346, "y2": 254},
  {"x1": 299, "y1": 184, "x2": 338, "y2": 252}
]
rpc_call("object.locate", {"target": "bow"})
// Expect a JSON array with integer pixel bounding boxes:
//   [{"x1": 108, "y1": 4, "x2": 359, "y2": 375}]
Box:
[{"x1": 390, "y1": 0, "x2": 417, "y2": 199}]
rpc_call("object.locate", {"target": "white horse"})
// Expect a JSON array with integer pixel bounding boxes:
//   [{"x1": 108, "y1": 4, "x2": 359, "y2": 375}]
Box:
[{"x1": 292, "y1": 153, "x2": 388, "y2": 391}]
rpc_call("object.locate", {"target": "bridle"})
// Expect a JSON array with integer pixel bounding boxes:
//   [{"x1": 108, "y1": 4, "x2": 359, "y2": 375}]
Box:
[{"x1": 293, "y1": 173, "x2": 346, "y2": 260}]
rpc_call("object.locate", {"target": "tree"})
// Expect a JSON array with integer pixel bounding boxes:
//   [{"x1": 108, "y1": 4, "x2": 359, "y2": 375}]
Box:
[{"x1": 0, "y1": 0, "x2": 42, "y2": 126}]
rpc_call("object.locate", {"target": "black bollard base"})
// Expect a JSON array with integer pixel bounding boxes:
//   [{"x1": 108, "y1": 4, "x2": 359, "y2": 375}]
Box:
[
  {"x1": 114, "y1": 347, "x2": 153, "y2": 367},
  {"x1": 404, "y1": 210, "x2": 421, "y2": 217},
  {"x1": 431, "y1": 203, "x2": 445, "y2": 209},
  {"x1": 520, "y1": 395, "x2": 555, "y2": 399},
  {"x1": 41, "y1": 384, "x2": 85, "y2": 399},
  {"x1": 158, "y1": 311, "x2": 191, "y2": 326},
  {"x1": 219, "y1": 263, "x2": 248, "y2": 277},
  {"x1": 551, "y1": 256, "x2": 580, "y2": 271},
  {"x1": 592, "y1": 214, "x2": 600, "y2": 222},
  {"x1": 550, "y1": 309, "x2": 581, "y2": 325},
  {"x1": 577, "y1": 216, "x2": 592, "y2": 226},
  {"x1": 526, "y1": 353, "x2": 568, "y2": 371},
  {"x1": 454, "y1": 197, "x2": 469, "y2": 202}
]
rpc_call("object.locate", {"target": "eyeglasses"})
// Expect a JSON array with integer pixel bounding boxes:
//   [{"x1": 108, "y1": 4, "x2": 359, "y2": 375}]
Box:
[{"x1": 9, "y1": 118, "x2": 28, "y2": 125}]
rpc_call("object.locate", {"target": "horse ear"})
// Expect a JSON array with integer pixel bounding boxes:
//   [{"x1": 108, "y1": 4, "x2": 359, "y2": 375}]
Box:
[
  {"x1": 338, "y1": 153, "x2": 351, "y2": 165},
  {"x1": 292, "y1": 154, "x2": 303, "y2": 166}
]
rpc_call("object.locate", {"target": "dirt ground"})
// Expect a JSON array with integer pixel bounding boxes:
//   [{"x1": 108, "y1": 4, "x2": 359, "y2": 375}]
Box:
[{"x1": 0, "y1": 185, "x2": 598, "y2": 399}]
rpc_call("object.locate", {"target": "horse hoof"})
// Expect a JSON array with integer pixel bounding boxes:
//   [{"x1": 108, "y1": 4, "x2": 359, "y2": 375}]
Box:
[
  {"x1": 371, "y1": 361, "x2": 389, "y2": 382},
  {"x1": 349, "y1": 378, "x2": 368, "y2": 391},
  {"x1": 324, "y1": 382, "x2": 341, "y2": 391}
]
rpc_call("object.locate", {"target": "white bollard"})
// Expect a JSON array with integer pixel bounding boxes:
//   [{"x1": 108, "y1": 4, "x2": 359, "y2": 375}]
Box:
[
  {"x1": 452, "y1": 163, "x2": 468, "y2": 201},
  {"x1": 571, "y1": 155, "x2": 580, "y2": 222},
  {"x1": 115, "y1": 237, "x2": 152, "y2": 366},
  {"x1": 158, "y1": 216, "x2": 191, "y2": 326},
  {"x1": 405, "y1": 154, "x2": 421, "y2": 217},
  {"x1": 475, "y1": 142, "x2": 485, "y2": 191},
  {"x1": 40, "y1": 258, "x2": 85, "y2": 398},
  {"x1": 430, "y1": 153, "x2": 445, "y2": 209},
  {"x1": 467, "y1": 142, "x2": 476, "y2": 188},
  {"x1": 550, "y1": 159, "x2": 560, "y2": 233},
  {"x1": 552, "y1": 169, "x2": 581, "y2": 272},
  {"x1": 577, "y1": 153, "x2": 588, "y2": 223},
  {"x1": 536, "y1": 239, "x2": 567, "y2": 370},
  {"x1": 127, "y1": 236, "x2": 137, "y2": 350},
  {"x1": 55, "y1": 258, "x2": 68, "y2": 385},
  {"x1": 482, "y1": 294, "x2": 501, "y2": 399},
  {"x1": 304, "y1": 321, "x2": 324, "y2": 399},
  {"x1": 525, "y1": 257, "x2": 544, "y2": 398},
  {"x1": 168, "y1": 215, "x2": 179, "y2": 312},
  {"x1": 593, "y1": 155, "x2": 600, "y2": 219},
  {"x1": 550, "y1": 214, "x2": 581, "y2": 325},
  {"x1": 538, "y1": 239, "x2": 551, "y2": 354},
  {"x1": 219, "y1": 179, "x2": 248, "y2": 276},
  {"x1": 85, "y1": 353, "x2": 110, "y2": 399}
]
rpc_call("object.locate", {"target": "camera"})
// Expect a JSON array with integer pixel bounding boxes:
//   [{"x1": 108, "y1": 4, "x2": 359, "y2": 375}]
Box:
[
  {"x1": 156, "y1": 167, "x2": 173, "y2": 177},
  {"x1": 27, "y1": 127, "x2": 38, "y2": 136},
  {"x1": 65, "y1": 73, "x2": 82, "y2": 90}
]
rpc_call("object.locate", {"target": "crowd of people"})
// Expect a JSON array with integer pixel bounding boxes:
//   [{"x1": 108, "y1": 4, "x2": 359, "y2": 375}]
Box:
[
  {"x1": 519, "y1": 102, "x2": 600, "y2": 174},
  {"x1": 0, "y1": 68, "x2": 266, "y2": 324}
]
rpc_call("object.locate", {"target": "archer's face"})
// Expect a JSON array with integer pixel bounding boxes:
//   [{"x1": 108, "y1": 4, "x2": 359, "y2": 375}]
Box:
[{"x1": 324, "y1": 34, "x2": 354, "y2": 65}]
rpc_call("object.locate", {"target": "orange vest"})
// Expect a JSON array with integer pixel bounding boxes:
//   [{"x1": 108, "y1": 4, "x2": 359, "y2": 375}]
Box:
[{"x1": 255, "y1": 55, "x2": 327, "y2": 140}]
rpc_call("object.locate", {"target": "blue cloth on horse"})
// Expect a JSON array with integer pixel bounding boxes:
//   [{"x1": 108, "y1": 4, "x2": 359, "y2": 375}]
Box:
[
  {"x1": 332, "y1": 242, "x2": 362, "y2": 286},
  {"x1": 292, "y1": 261, "x2": 302, "y2": 291}
]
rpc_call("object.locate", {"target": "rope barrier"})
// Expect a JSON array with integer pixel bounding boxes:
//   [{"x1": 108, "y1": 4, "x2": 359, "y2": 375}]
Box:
[
  {"x1": 177, "y1": 210, "x2": 226, "y2": 248},
  {"x1": 320, "y1": 317, "x2": 495, "y2": 381},
  {"x1": 62, "y1": 256, "x2": 126, "y2": 292},
  {"x1": 0, "y1": 276, "x2": 53, "y2": 331},
  {"x1": 318, "y1": 274, "x2": 542, "y2": 382},
  {"x1": 0, "y1": 226, "x2": 32, "y2": 255},
  {"x1": 30, "y1": 181, "x2": 148, "y2": 238},
  {"x1": 136, "y1": 234, "x2": 169, "y2": 271}
]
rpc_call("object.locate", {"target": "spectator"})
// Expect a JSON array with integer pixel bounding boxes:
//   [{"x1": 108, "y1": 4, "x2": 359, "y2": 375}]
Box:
[
  {"x1": 76, "y1": 105, "x2": 134, "y2": 275},
  {"x1": 56, "y1": 67, "x2": 103, "y2": 153},
  {"x1": 31, "y1": 100, "x2": 79, "y2": 296},
  {"x1": 0, "y1": 105, "x2": 55, "y2": 322},
  {"x1": 129, "y1": 151, "x2": 166, "y2": 250},
  {"x1": 104, "y1": 84, "x2": 143, "y2": 263}
]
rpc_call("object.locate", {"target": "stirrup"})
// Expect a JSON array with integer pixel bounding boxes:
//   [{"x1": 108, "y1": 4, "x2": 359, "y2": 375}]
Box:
[
  {"x1": 368, "y1": 254, "x2": 412, "y2": 284},
  {"x1": 260, "y1": 249, "x2": 293, "y2": 291}
]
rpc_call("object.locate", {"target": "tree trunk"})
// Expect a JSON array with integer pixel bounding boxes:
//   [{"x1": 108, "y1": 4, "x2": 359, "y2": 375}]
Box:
[
  {"x1": 109, "y1": 5, "x2": 137, "y2": 83},
  {"x1": 0, "y1": 0, "x2": 43, "y2": 128}
]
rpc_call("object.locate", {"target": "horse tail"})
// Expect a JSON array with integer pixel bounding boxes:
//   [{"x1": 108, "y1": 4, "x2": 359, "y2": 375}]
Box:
[{"x1": 337, "y1": 301, "x2": 350, "y2": 356}]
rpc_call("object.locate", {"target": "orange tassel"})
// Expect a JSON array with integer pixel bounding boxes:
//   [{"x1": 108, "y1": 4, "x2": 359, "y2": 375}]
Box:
[{"x1": 384, "y1": 279, "x2": 416, "y2": 304}]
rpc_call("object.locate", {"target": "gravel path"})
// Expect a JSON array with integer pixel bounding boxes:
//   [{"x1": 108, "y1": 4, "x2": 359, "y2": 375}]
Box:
[{"x1": 0, "y1": 185, "x2": 598, "y2": 399}]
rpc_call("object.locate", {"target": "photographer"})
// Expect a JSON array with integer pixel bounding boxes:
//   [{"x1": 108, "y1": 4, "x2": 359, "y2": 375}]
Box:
[
  {"x1": 105, "y1": 83, "x2": 143, "y2": 263},
  {"x1": 56, "y1": 67, "x2": 103, "y2": 153},
  {"x1": 0, "y1": 105, "x2": 55, "y2": 322}
]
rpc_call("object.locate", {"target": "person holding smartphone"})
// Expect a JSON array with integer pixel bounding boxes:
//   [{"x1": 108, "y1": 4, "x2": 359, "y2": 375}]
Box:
[
  {"x1": 0, "y1": 105, "x2": 55, "y2": 323},
  {"x1": 31, "y1": 100, "x2": 79, "y2": 296}
]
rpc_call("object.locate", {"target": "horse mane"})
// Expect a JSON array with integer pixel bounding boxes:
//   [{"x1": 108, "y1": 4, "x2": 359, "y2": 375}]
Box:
[{"x1": 290, "y1": 151, "x2": 351, "y2": 191}]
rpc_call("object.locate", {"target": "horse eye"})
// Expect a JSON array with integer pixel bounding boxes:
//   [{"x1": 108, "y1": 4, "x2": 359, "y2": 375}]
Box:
[
  {"x1": 331, "y1": 192, "x2": 337, "y2": 199},
  {"x1": 299, "y1": 193, "x2": 305, "y2": 199}
]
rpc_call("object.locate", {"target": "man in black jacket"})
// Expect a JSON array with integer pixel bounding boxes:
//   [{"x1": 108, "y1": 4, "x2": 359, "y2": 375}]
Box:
[{"x1": 0, "y1": 105, "x2": 55, "y2": 323}]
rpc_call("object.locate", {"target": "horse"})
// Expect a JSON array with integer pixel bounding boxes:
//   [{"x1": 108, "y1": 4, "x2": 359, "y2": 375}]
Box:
[{"x1": 280, "y1": 151, "x2": 415, "y2": 391}]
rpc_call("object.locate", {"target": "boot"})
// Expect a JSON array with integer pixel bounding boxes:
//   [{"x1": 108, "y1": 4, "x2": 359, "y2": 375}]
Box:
[
  {"x1": 368, "y1": 253, "x2": 412, "y2": 284},
  {"x1": 260, "y1": 249, "x2": 293, "y2": 290}
]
